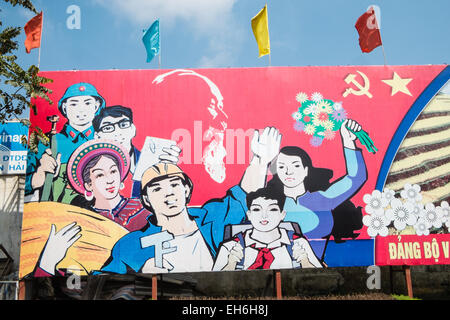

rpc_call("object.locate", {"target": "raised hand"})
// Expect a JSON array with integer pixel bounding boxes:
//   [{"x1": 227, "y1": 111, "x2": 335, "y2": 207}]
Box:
[
  {"x1": 159, "y1": 145, "x2": 182, "y2": 164},
  {"x1": 38, "y1": 222, "x2": 82, "y2": 275},
  {"x1": 340, "y1": 119, "x2": 362, "y2": 150},
  {"x1": 250, "y1": 127, "x2": 282, "y2": 166}
]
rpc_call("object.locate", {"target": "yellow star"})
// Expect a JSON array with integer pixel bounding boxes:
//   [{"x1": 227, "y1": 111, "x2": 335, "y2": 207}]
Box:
[{"x1": 382, "y1": 72, "x2": 413, "y2": 96}]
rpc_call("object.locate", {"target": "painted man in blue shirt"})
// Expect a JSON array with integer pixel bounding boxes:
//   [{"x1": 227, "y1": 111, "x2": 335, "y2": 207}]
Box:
[
  {"x1": 25, "y1": 82, "x2": 105, "y2": 203},
  {"x1": 99, "y1": 127, "x2": 282, "y2": 274}
]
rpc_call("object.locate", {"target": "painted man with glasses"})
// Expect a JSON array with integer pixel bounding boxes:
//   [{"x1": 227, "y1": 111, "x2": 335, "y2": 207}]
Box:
[{"x1": 93, "y1": 105, "x2": 179, "y2": 198}]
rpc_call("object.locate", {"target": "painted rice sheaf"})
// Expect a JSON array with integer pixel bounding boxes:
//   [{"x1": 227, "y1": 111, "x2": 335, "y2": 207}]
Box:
[
  {"x1": 363, "y1": 80, "x2": 450, "y2": 266},
  {"x1": 385, "y1": 90, "x2": 450, "y2": 206},
  {"x1": 19, "y1": 202, "x2": 128, "y2": 278}
]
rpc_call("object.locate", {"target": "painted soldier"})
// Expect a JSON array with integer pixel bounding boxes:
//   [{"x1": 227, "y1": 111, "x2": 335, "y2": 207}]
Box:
[{"x1": 25, "y1": 82, "x2": 105, "y2": 203}]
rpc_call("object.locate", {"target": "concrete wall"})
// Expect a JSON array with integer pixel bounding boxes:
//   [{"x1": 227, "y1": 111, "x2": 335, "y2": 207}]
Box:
[
  {"x1": 188, "y1": 265, "x2": 450, "y2": 299},
  {"x1": 0, "y1": 175, "x2": 25, "y2": 278}
]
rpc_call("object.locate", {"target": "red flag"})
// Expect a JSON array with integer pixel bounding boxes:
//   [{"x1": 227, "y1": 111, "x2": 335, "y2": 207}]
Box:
[
  {"x1": 24, "y1": 11, "x2": 43, "y2": 54},
  {"x1": 355, "y1": 7, "x2": 382, "y2": 53}
]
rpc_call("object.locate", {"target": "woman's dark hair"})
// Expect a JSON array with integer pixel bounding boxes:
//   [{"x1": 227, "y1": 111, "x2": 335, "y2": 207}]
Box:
[
  {"x1": 268, "y1": 146, "x2": 333, "y2": 192},
  {"x1": 268, "y1": 146, "x2": 363, "y2": 243},
  {"x1": 70, "y1": 153, "x2": 122, "y2": 209},
  {"x1": 82, "y1": 154, "x2": 121, "y2": 186}
]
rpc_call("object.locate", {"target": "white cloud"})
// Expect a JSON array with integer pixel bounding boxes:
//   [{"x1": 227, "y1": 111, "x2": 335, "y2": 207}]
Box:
[
  {"x1": 96, "y1": 0, "x2": 236, "y2": 31},
  {"x1": 94, "y1": 0, "x2": 242, "y2": 67}
]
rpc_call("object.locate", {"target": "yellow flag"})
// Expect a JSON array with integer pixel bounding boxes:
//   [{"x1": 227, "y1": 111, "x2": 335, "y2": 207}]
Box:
[{"x1": 251, "y1": 4, "x2": 270, "y2": 57}]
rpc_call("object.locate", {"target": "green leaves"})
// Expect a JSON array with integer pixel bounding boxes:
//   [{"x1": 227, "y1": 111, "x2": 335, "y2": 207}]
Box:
[
  {"x1": 0, "y1": 0, "x2": 53, "y2": 123},
  {"x1": 4, "y1": 0, "x2": 37, "y2": 13},
  {"x1": 0, "y1": 26, "x2": 21, "y2": 54}
]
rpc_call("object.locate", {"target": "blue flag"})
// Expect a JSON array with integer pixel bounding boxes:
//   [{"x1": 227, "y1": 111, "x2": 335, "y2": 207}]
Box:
[{"x1": 142, "y1": 20, "x2": 160, "y2": 63}]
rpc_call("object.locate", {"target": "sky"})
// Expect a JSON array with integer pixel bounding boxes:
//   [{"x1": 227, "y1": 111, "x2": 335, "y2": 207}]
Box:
[{"x1": 2, "y1": 0, "x2": 449, "y2": 73}]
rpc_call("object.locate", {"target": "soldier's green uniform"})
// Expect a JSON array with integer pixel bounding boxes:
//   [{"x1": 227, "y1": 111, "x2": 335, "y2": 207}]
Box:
[{"x1": 25, "y1": 83, "x2": 105, "y2": 203}]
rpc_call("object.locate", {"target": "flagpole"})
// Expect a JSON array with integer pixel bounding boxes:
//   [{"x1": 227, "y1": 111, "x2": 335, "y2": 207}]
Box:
[
  {"x1": 37, "y1": 11, "x2": 43, "y2": 69},
  {"x1": 381, "y1": 44, "x2": 387, "y2": 66},
  {"x1": 266, "y1": 3, "x2": 271, "y2": 67},
  {"x1": 378, "y1": 24, "x2": 388, "y2": 66},
  {"x1": 373, "y1": 7, "x2": 387, "y2": 66}
]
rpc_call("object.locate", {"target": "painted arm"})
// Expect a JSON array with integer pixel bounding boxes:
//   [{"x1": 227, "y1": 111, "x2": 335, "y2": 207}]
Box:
[
  {"x1": 240, "y1": 127, "x2": 282, "y2": 193},
  {"x1": 25, "y1": 143, "x2": 61, "y2": 196},
  {"x1": 317, "y1": 120, "x2": 367, "y2": 209},
  {"x1": 100, "y1": 224, "x2": 162, "y2": 274}
]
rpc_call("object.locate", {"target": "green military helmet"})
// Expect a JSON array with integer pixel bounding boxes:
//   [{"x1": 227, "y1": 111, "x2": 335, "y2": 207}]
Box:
[{"x1": 58, "y1": 82, "x2": 106, "y2": 116}]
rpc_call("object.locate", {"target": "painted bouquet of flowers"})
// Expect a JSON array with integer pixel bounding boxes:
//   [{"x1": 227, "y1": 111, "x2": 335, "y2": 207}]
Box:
[
  {"x1": 362, "y1": 183, "x2": 450, "y2": 237},
  {"x1": 292, "y1": 91, "x2": 377, "y2": 153}
]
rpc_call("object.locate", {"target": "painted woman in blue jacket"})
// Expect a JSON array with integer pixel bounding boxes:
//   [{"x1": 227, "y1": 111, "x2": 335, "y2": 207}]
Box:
[{"x1": 267, "y1": 119, "x2": 368, "y2": 261}]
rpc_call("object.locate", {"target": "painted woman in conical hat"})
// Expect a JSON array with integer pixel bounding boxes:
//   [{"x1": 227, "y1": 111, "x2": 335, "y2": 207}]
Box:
[{"x1": 67, "y1": 139, "x2": 151, "y2": 231}]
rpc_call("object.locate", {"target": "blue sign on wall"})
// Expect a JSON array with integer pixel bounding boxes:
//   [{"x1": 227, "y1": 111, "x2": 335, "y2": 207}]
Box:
[{"x1": 0, "y1": 122, "x2": 28, "y2": 174}]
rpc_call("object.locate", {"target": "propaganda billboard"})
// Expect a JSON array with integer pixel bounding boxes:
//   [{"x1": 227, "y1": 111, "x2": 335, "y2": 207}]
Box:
[{"x1": 19, "y1": 65, "x2": 450, "y2": 278}]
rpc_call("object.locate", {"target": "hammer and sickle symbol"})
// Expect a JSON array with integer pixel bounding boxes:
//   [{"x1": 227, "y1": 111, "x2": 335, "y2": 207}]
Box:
[{"x1": 342, "y1": 71, "x2": 373, "y2": 99}]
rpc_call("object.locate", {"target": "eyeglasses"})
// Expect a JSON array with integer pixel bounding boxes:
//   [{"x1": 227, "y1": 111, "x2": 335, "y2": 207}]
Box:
[{"x1": 99, "y1": 119, "x2": 132, "y2": 133}]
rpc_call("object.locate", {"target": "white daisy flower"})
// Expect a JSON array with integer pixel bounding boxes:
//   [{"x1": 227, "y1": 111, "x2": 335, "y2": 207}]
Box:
[
  {"x1": 322, "y1": 120, "x2": 334, "y2": 131},
  {"x1": 385, "y1": 198, "x2": 417, "y2": 231},
  {"x1": 414, "y1": 218, "x2": 430, "y2": 236},
  {"x1": 382, "y1": 188, "x2": 396, "y2": 204},
  {"x1": 311, "y1": 92, "x2": 323, "y2": 102},
  {"x1": 296, "y1": 92, "x2": 308, "y2": 103},
  {"x1": 400, "y1": 183, "x2": 422, "y2": 203},
  {"x1": 304, "y1": 103, "x2": 319, "y2": 115},
  {"x1": 316, "y1": 100, "x2": 333, "y2": 114},
  {"x1": 420, "y1": 203, "x2": 444, "y2": 229},
  {"x1": 333, "y1": 102, "x2": 343, "y2": 110},
  {"x1": 292, "y1": 111, "x2": 302, "y2": 121},
  {"x1": 304, "y1": 124, "x2": 316, "y2": 135},
  {"x1": 363, "y1": 214, "x2": 390, "y2": 237},
  {"x1": 440, "y1": 201, "x2": 449, "y2": 223},
  {"x1": 363, "y1": 190, "x2": 389, "y2": 216}
]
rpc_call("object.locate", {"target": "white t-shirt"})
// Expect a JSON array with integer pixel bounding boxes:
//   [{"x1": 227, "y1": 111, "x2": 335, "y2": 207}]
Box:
[
  {"x1": 213, "y1": 228, "x2": 295, "y2": 271},
  {"x1": 163, "y1": 229, "x2": 214, "y2": 273}
]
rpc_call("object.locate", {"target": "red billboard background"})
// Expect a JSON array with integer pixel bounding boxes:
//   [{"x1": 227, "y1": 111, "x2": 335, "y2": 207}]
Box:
[{"x1": 32, "y1": 65, "x2": 445, "y2": 241}]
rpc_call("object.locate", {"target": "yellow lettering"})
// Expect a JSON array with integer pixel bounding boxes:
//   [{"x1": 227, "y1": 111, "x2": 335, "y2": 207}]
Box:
[
  {"x1": 424, "y1": 242, "x2": 432, "y2": 259},
  {"x1": 413, "y1": 242, "x2": 421, "y2": 259},
  {"x1": 388, "y1": 243, "x2": 397, "y2": 259},
  {"x1": 442, "y1": 241, "x2": 449, "y2": 259}
]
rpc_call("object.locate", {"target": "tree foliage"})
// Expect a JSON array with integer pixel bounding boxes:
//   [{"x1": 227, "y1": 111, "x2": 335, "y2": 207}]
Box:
[{"x1": 0, "y1": 0, "x2": 53, "y2": 123}]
